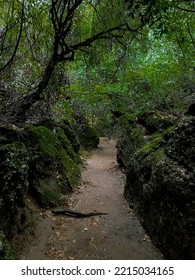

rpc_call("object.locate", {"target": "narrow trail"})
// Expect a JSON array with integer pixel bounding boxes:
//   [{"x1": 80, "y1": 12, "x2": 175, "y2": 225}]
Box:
[{"x1": 21, "y1": 138, "x2": 163, "y2": 260}]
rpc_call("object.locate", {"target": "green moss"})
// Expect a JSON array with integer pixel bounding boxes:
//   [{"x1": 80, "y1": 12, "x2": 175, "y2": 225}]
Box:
[
  {"x1": 60, "y1": 149, "x2": 81, "y2": 189},
  {"x1": 119, "y1": 112, "x2": 136, "y2": 122},
  {"x1": 79, "y1": 149, "x2": 91, "y2": 160},
  {"x1": 43, "y1": 189, "x2": 61, "y2": 204},
  {"x1": 116, "y1": 113, "x2": 145, "y2": 168},
  {"x1": 135, "y1": 125, "x2": 177, "y2": 157},
  {"x1": 152, "y1": 148, "x2": 165, "y2": 164},
  {"x1": 124, "y1": 117, "x2": 195, "y2": 259},
  {"x1": 23, "y1": 125, "x2": 81, "y2": 206},
  {"x1": 24, "y1": 125, "x2": 60, "y2": 160},
  {"x1": 0, "y1": 234, "x2": 16, "y2": 260},
  {"x1": 56, "y1": 127, "x2": 80, "y2": 163},
  {"x1": 136, "y1": 132, "x2": 164, "y2": 155},
  {"x1": 61, "y1": 120, "x2": 80, "y2": 153},
  {"x1": 162, "y1": 125, "x2": 177, "y2": 134},
  {"x1": 132, "y1": 127, "x2": 144, "y2": 145},
  {"x1": 36, "y1": 184, "x2": 62, "y2": 207},
  {"x1": 147, "y1": 114, "x2": 173, "y2": 129}
]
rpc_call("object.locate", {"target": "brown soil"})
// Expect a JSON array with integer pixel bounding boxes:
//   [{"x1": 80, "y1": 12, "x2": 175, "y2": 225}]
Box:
[{"x1": 20, "y1": 138, "x2": 163, "y2": 260}]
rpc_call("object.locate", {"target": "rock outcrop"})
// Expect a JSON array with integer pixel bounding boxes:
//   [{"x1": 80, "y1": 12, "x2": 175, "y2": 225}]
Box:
[
  {"x1": 116, "y1": 111, "x2": 195, "y2": 259},
  {"x1": 0, "y1": 120, "x2": 82, "y2": 259}
]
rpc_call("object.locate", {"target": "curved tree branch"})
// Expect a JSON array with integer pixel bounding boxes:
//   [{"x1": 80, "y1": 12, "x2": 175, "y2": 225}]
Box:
[{"x1": 12, "y1": 0, "x2": 143, "y2": 121}]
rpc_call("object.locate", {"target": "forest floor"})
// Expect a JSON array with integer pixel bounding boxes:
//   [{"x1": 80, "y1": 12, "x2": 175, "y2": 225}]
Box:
[{"x1": 20, "y1": 138, "x2": 163, "y2": 260}]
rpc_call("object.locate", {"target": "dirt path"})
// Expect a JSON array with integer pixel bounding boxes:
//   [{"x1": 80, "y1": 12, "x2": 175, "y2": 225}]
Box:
[{"x1": 21, "y1": 138, "x2": 163, "y2": 260}]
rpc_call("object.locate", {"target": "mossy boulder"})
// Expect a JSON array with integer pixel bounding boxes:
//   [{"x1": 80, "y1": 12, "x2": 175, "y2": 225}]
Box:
[
  {"x1": 23, "y1": 125, "x2": 81, "y2": 207},
  {"x1": 78, "y1": 124, "x2": 99, "y2": 149},
  {"x1": 32, "y1": 177, "x2": 64, "y2": 207},
  {"x1": 116, "y1": 111, "x2": 177, "y2": 169},
  {"x1": 124, "y1": 117, "x2": 195, "y2": 259},
  {"x1": 73, "y1": 113, "x2": 99, "y2": 150},
  {"x1": 30, "y1": 119, "x2": 80, "y2": 154}
]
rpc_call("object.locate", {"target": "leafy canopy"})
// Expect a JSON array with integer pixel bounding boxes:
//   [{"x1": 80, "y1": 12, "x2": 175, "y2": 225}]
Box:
[{"x1": 0, "y1": 0, "x2": 194, "y2": 123}]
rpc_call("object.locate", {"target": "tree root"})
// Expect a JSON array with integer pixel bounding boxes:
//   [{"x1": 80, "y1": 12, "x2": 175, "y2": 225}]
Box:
[{"x1": 51, "y1": 208, "x2": 107, "y2": 218}]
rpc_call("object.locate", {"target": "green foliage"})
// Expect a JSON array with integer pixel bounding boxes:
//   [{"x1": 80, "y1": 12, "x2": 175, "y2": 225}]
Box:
[
  {"x1": 61, "y1": 1, "x2": 194, "y2": 129},
  {"x1": 0, "y1": 0, "x2": 194, "y2": 131},
  {"x1": 116, "y1": 113, "x2": 144, "y2": 168},
  {"x1": 0, "y1": 0, "x2": 53, "y2": 93}
]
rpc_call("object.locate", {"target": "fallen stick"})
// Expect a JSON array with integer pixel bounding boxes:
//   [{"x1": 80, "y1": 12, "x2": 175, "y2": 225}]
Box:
[{"x1": 51, "y1": 208, "x2": 107, "y2": 218}]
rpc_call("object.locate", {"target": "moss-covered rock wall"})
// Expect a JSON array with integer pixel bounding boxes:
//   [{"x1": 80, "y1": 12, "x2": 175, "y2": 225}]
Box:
[
  {"x1": 116, "y1": 112, "x2": 195, "y2": 259},
  {"x1": 0, "y1": 120, "x2": 81, "y2": 259},
  {"x1": 23, "y1": 125, "x2": 81, "y2": 207}
]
